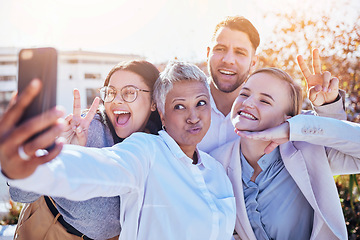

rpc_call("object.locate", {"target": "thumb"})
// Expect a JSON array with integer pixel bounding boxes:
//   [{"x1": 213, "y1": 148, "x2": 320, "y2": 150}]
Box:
[
  {"x1": 264, "y1": 142, "x2": 279, "y2": 154},
  {"x1": 76, "y1": 127, "x2": 88, "y2": 146}
]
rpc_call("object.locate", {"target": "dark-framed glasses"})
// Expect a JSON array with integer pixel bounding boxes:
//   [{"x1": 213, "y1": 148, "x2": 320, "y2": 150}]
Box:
[{"x1": 99, "y1": 85, "x2": 150, "y2": 103}]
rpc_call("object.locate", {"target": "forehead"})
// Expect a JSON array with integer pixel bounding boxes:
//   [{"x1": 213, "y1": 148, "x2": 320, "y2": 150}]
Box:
[
  {"x1": 212, "y1": 27, "x2": 254, "y2": 51},
  {"x1": 243, "y1": 72, "x2": 291, "y2": 99},
  {"x1": 166, "y1": 81, "x2": 209, "y2": 101},
  {"x1": 109, "y1": 70, "x2": 146, "y2": 87}
]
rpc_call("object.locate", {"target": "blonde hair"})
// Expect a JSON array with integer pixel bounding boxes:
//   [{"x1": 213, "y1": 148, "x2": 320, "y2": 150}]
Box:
[{"x1": 247, "y1": 67, "x2": 303, "y2": 116}]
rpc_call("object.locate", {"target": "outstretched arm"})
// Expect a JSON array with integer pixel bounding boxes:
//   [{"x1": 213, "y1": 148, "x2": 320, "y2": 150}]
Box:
[
  {"x1": 235, "y1": 123, "x2": 290, "y2": 154},
  {"x1": 7, "y1": 133, "x2": 154, "y2": 201},
  {"x1": 0, "y1": 79, "x2": 65, "y2": 179},
  {"x1": 236, "y1": 115, "x2": 360, "y2": 160}
]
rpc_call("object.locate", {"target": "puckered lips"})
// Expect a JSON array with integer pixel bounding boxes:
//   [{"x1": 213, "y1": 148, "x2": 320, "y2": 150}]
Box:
[
  {"x1": 238, "y1": 110, "x2": 258, "y2": 121},
  {"x1": 113, "y1": 110, "x2": 131, "y2": 126},
  {"x1": 186, "y1": 124, "x2": 202, "y2": 135}
]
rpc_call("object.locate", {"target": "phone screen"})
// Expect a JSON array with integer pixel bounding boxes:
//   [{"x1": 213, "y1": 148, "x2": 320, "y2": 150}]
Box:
[
  {"x1": 17, "y1": 47, "x2": 58, "y2": 147},
  {"x1": 18, "y1": 47, "x2": 57, "y2": 125}
]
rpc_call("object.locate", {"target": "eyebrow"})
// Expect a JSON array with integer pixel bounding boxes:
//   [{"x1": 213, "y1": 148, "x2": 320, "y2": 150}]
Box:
[
  {"x1": 241, "y1": 87, "x2": 275, "y2": 101},
  {"x1": 214, "y1": 43, "x2": 249, "y2": 52},
  {"x1": 171, "y1": 94, "x2": 209, "y2": 104}
]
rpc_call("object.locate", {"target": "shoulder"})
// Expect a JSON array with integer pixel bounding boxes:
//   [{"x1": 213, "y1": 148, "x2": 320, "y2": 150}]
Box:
[
  {"x1": 87, "y1": 113, "x2": 114, "y2": 147},
  {"x1": 121, "y1": 132, "x2": 160, "y2": 146},
  {"x1": 88, "y1": 113, "x2": 106, "y2": 131},
  {"x1": 199, "y1": 150, "x2": 227, "y2": 171},
  {"x1": 209, "y1": 138, "x2": 241, "y2": 166}
]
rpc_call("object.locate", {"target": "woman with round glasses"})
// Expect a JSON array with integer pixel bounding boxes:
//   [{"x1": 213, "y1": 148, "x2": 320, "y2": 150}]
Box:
[
  {"x1": 62, "y1": 60, "x2": 161, "y2": 147},
  {"x1": 10, "y1": 60, "x2": 162, "y2": 240}
]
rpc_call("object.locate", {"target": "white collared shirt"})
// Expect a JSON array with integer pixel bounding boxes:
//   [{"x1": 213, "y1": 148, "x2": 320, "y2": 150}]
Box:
[
  {"x1": 8, "y1": 131, "x2": 235, "y2": 240},
  {"x1": 198, "y1": 93, "x2": 238, "y2": 153}
]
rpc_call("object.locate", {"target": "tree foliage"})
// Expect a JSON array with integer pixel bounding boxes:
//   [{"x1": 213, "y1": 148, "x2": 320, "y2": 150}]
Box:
[
  {"x1": 257, "y1": 7, "x2": 360, "y2": 105},
  {"x1": 256, "y1": 4, "x2": 360, "y2": 238}
]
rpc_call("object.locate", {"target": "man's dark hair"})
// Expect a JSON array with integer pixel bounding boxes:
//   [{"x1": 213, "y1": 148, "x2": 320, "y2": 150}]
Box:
[{"x1": 212, "y1": 16, "x2": 260, "y2": 51}]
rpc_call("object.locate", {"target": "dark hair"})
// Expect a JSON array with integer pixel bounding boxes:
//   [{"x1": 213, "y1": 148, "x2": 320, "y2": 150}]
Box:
[
  {"x1": 103, "y1": 60, "x2": 160, "y2": 98},
  {"x1": 247, "y1": 68, "x2": 303, "y2": 116},
  {"x1": 212, "y1": 16, "x2": 260, "y2": 52},
  {"x1": 100, "y1": 60, "x2": 162, "y2": 142}
]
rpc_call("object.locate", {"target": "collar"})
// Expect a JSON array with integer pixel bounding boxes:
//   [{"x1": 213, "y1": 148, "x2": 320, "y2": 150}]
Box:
[
  {"x1": 158, "y1": 130, "x2": 211, "y2": 169},
  {"x1": 208, "y1": 81, "x2": 232, "y2": 120},
  {"x1": 240, "y1": 146, "x2": 281, "y2": 183},
  {"x1": 257, "y1": 147, "x2": 281, "y2": 171}
]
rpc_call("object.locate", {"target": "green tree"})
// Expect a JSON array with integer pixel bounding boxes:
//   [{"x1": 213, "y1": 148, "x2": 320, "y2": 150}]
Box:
[{"x1": 257, "y1": 4, "x2": 360, "y2": 238}]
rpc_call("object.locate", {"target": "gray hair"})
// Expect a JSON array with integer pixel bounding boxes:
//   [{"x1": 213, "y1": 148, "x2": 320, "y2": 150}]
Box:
[{"x1": 153, "y1": 61, "x2": 210, "y2": 115}]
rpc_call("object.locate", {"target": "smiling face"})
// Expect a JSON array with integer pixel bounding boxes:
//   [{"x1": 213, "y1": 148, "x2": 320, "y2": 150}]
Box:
[
  {"x1": 159, "y1": 80, "x2": 211, "y2": 156},
  {"x1": 207, "y1": 27, "x2": 257, "y2": 93},
  {"x1": 104, "y1": 70, "x2": 155, "y2": 138},
  {"x1": 231, "y1": 72, "x2": 292, "y2": 132}
]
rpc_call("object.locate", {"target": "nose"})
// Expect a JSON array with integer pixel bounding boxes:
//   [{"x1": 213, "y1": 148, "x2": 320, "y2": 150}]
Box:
[
  {"x1": 112, "y1": 91, "x2": 125, "y2": 104},
  {"x1": 242, "y1": 96, "x2": 255, "y2": 108},
  {"x1": 186, "y1": 108, "x2": 200, "y2": 124},
  {"x1": 222, "y1": 50, "x2": 235, "y2": 65}
]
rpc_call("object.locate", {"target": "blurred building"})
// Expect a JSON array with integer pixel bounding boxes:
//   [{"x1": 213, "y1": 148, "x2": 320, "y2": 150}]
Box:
[{"x1": 0, "y1": 47, "x2": 144, "y2": 115}]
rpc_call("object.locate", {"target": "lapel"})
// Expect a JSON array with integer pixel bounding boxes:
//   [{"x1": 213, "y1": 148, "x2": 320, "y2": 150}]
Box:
[
  {"x1": 227, "y1": 140, "x2": 257, "y2": 240},
  {"x1": 279, "y1": 142, "x2": 319, "y2": 211},
  {"x1": 280, "y1": 141, "x2": 346, "y2": 239}
]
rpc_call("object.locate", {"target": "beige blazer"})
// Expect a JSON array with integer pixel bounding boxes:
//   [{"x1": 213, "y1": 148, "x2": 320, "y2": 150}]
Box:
[{"x1": 211, "y1": 115, "x2": 360, "y2": 240}]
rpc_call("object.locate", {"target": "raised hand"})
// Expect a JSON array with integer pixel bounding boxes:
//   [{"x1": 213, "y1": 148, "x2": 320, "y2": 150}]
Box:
[
  {"x1": 0, "y1": 79, "x2": 65, "y2": 179},
  {"x1": 235, "y1": 122, "x2": 290, "y2": 154},
  {"x1": 297, "y1": 48, "x2": 339, "y2": 106},
  {"x1": 61, "y1": 89, "x2": 100, "y2": 146}
]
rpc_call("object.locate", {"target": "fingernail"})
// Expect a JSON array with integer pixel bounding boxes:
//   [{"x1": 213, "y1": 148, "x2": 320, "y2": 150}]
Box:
[
  {"x1": 30, "y1": 79, "x2": 41, "y2": 87},
  {"x1": 54, "y1": 106, "x2": 65, "y2": 117},
  {"x1": 76, "y1": 127, "x2": 82, "y2": 133}
]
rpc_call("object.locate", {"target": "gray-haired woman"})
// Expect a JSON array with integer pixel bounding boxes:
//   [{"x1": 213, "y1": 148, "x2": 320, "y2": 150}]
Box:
[{"x1": 4, "y1": 61, "x2": 236, "y2": 240}]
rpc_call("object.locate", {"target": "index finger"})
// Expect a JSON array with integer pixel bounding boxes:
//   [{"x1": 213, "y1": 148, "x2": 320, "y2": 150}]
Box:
[
  {"x1": 297, "y1": 55, "x2": 311, "y2": 80},
  {"x1": 0, "y1": 79, "x2": 42, "y2": 137},
  {"x1": 312, "y1": 48, "x2": 321, "y2": 74},
  {"x1": 82, "y1": 97, "x2": 100, "y2": 129},
  {"x1": 72, "y1": 89, "x2": 82, "y2": 121}
]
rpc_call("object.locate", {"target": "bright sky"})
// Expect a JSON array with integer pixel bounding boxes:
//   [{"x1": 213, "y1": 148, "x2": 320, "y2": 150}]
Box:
[{"x1": 0, "y1": 0, "x2": 359, "y2": 63}]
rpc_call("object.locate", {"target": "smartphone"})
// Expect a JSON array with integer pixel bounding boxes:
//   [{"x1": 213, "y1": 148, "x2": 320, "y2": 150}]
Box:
[{"x1": 17, "y1": 47, "x2": 58, "y2": 147}]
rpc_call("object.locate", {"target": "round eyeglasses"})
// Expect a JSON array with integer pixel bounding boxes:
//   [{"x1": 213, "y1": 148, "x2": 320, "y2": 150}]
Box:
[{"x1": 99, "y1": 85, "x2": 150, "y2": 103}]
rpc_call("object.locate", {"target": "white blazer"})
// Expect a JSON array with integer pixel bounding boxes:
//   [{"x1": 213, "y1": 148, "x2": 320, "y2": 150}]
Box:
[{"x1": 210, "y1": 115, "x2": 360, "y2": 240}]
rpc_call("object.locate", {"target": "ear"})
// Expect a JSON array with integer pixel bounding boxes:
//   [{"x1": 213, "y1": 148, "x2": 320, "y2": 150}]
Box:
[
  {"x1": 206, "y1": 46, "x2": 211, "y2": 59},
  {"x1": 249, "y1": 54, "x2": 258, "y2": 73},
  {"x1": 150, "y1": 101, "x2": 156, "y2": 112},
  {"x1": 158, "y1": 110, "x2": 166, "y2": 127}
]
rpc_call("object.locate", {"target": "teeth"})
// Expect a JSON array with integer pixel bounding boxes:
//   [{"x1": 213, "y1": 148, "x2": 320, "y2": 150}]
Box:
[
  {"x1": 114, "y1": 110, "x2": 129, "y2": 115},
  {"x1": 219, "y1": 70, "x2": 236, "y2": 75},
  {"x1": 239, "y1": 111, "x2": 257, "y2": 120}
]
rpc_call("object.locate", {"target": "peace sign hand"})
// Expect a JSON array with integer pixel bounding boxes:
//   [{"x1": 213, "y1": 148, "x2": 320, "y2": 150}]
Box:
[
  {"x1": 60, "y1": 89, "x2": 100, "y2": 146},
  {"x1": 297, "y1": 48, "x2": 339, "y2": 106}
]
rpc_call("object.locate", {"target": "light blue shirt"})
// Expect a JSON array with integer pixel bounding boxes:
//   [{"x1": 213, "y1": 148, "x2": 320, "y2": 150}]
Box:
[
  {"x1": 8, "y1": 131, "x2": 236, "y2": 240},
  {"x1": 241, "y1": 147, "x2": 314, "y2": 240}
]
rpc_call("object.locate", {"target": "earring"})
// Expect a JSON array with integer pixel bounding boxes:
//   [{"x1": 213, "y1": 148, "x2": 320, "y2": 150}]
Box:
[{"x1": 162, "y1": 125, "x2": 166, "y2": 131}]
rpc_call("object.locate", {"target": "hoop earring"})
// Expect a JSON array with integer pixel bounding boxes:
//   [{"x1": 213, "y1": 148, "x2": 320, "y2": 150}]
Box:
[{"x1": 162, "y1": 125, "x2": 166, "y2": 131}]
